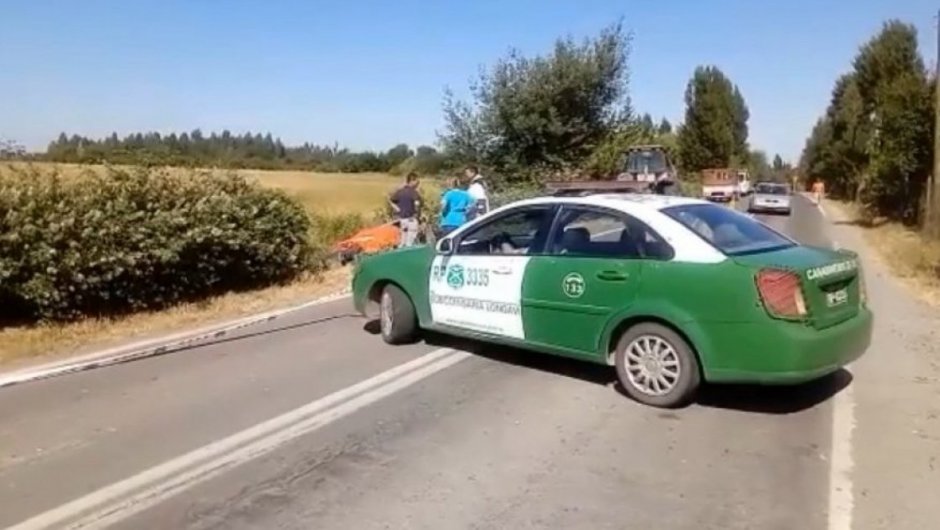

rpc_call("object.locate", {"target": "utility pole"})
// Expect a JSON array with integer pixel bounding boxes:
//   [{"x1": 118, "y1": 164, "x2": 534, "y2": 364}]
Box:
[{"x1": 928, "y1": 8, "x2": 940, "y2": 238}]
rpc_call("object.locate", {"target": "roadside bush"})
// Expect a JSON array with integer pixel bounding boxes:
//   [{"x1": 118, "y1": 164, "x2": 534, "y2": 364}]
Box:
[{"x1": 0, "y1": 165, "x2": 313, "y2": 321}]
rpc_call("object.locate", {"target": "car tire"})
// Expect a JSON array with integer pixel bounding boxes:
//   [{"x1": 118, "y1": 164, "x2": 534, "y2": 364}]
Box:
[
  {"x1": 379, "y1": 284, "x2": 418, "y2": 345},
  {"x1": 614, "y1": 323, "x2": 701, "y2": 408}
]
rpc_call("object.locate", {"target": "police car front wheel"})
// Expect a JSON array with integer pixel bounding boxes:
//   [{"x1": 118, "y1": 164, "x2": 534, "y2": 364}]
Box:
[
  {"x1": 379, "y1": 284, "x2": 418, "y2": 345},
  {"x1": 614, "y1": 323, "x2": 701, "y2": 408}
]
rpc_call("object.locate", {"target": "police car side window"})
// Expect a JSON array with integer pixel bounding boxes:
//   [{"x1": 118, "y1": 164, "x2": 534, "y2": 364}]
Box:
[
  {"x1": 549, "y1": 207, "x2": 673, "y2": 260},
  {"x1": 455, "y1": 207, "x2": 551, "y2": 256}
]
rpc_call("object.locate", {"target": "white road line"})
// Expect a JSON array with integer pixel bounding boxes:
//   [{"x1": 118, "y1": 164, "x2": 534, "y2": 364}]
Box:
[
  {"x1": 9, "y1": 347, "x2": 471, "y2": 530},
  {"x1": 826, "y1": 229, "x2": 855, "y2": 530},
  {"x1": 828, "y1": 374, "x2": 856, "y2": 530}
]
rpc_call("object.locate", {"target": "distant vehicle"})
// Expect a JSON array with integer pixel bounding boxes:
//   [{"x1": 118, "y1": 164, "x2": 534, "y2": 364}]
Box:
[
  {"x1": 735, "y1": 170, "x2": 752, "y2": 196},
  {"x1": 748, "y1": 181, "x2": 792, "y2": 215},
  {"x1": 620, "y1": 144, "x2": 683, "y2": 196},
  {"x1": 701, "y1": 168, "x2": 738, "y2": 202},
  {"x1": 352, "y1": 194, "x2": 872, "y2": 408},
  {"x1": 543, "y1": 144, "x2": 683, "y2": 198}
]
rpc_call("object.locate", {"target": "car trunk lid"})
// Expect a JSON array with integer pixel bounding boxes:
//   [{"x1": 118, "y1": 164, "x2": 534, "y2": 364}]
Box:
[{"x1": 734, "y1": 245, "x2": 861, "y2": 329}]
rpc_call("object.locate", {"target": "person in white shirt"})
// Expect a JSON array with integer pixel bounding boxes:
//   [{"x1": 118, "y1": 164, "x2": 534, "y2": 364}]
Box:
[{"x1": 464, "y1": 165, "x2": 489, "y2": 220}]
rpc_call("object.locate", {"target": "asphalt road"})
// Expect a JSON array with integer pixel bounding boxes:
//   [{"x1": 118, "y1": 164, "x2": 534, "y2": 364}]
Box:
[{"x1": 0, "y1": 195, "x2": 935, "y2": 529}]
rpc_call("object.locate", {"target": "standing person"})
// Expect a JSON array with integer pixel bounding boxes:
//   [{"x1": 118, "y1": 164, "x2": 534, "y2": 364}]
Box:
[
  {"x1": 388, "y1": 172, "x2": 422, "y2": 248},
  {"x1": 439, "y1": 177, "x2": 473, "y2": 237},
  {"x1": 464, "y1": 165, "x2": 490, "y2": 220},
  {"x1": 812, "y1": 179, "x2": 825, "y2": 204}
]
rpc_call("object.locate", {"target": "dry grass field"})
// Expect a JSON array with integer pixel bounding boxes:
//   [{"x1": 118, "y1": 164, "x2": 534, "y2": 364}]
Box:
[
  {"x1": 0, "y1": 162, "x2": 428, "y2": 367},
  {"x1": 825, "y1": 199, "x2": 940, "y2": 307},
  {"x1": 0, "y1": 162, "x2": 405, "y2": 216}
]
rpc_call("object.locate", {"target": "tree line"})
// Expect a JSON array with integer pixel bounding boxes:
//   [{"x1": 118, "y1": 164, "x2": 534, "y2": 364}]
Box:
[
  {"x1": 44, "y1": 131, "x2": 453, "y2": 174},
  {"x1": 799, "y1": 20, "x2": 935, "y2": 227}
]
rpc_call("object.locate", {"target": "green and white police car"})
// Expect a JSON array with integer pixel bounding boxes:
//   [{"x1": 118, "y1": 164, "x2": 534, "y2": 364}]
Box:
[{"x1": 352, "y1": 194, "x2": 873, "y2": 408}]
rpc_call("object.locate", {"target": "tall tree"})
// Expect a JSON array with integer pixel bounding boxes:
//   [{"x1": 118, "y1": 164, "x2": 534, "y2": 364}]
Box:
[
  {"x1": 385, "y1": 143, "x2": 413, "y2": 168},
  {"x1": 657, "y1": 118, "x2": 673, "y2": 135},
  {"x1": 747, "y1": 149, "x2": 771, "y2": 180},
  {"x1": 801, "y1": 20, "x2": 932, "y2": 224},
  {"x1": 640, "y1": 113, "x2": 655, "y2": 134},
  {"x1": 440, "y1": 20, "x2": 633, "y2": 183},
  {"x1": 772, "y1": 154, "x2": 785, "y2": 171},
  {"x1": 731, "y1": 87, "x2": 750, "y2": 160},
  {"x1": 855, "y1": 21, "x2": 932, "y2": 223},
  {"x1": 677, "y1": 65, "x2": 750, "y2": 172}
]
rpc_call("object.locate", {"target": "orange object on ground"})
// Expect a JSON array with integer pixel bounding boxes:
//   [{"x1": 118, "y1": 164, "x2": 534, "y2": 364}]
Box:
[{"x1": 333, "y1": 221, "x2": 401, "y2": 260}]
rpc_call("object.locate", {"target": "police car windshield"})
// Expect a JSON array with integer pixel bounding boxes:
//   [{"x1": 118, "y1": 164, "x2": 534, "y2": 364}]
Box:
[{"x1": 661, "y1": 203, "x2": 795, "y2": 256}]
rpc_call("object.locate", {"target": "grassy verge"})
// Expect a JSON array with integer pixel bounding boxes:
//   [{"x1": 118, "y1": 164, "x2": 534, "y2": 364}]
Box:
[
  {"x1": 825, "y1": 199, "x2": 940, "y2": 306},
  {"x1": 0, "y1": 266, "x2": 352, "y2": 370}
]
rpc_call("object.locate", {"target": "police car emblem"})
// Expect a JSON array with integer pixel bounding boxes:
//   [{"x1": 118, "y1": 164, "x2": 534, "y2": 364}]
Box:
[
  {"x1": 447, "y1": 264, "x2": 465, "y2": 289},
  {"x1": 563, "y1": 273, "x2": 585, "y2": 298}
]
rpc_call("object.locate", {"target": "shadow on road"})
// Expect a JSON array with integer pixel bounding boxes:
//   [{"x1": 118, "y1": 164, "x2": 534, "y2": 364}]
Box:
[
  {"x1": 363, "y1": 321, "x2": 614, "y2": 386},
  {"x1": 750, "y1": 211, "x2": 792, "y2": 217},
  {"x1": 694, "y1": 369, "x2": 853, "y2": 414},
  {"x1": 363, "y1": 320, "x2": 853, "y2": 415},
  {"x1": 362, "y1": 319, "x2": 381, "y2": 334}
]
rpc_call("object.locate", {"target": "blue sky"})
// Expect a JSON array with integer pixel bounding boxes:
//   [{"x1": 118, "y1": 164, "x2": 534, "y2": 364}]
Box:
[{"x1": 1, "y1": 0, "x2": 937, "y2": 161}]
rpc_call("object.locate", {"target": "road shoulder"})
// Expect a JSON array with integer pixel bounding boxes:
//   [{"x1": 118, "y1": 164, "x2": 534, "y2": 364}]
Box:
[
  {"x1": 821, "y1": 200, "x2": 940, "y2": 530},
  {"x1": 0, "y1": 268, "x2": 352, "y2": 387}
]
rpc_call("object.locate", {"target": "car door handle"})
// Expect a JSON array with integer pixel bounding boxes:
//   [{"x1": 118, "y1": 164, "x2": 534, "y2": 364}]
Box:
[
  {"x1": 596, "y1": 270, "x2": 628, "y2": 281},
  {"x1": 493, "y1": 266, "x2": 512, "y2": 275}
]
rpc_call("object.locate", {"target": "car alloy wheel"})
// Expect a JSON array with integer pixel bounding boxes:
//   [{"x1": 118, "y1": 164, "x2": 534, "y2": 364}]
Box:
[{"x1": 623, "y1": 334, "x2": 681, "y2": 396}]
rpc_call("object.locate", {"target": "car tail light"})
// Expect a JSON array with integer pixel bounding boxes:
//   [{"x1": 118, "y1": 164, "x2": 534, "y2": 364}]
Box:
[{"x1": 756, "y1": 268, "x2": 807, "y2": 319}]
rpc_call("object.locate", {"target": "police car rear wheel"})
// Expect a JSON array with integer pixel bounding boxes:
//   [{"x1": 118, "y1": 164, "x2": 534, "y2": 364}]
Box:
[
  {"x1": 614, "y1": 323, "x2": 701, "y2": 408},
  {"x1": 379, "y1": 284, "x2": 417, "y2": 345}
]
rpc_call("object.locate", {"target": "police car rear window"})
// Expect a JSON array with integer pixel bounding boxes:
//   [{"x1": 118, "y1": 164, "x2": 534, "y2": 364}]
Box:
[
  {"x1": 661, "y1": 203, "x2": 794, "y2": 256},
  {"x1": 754, "y1": 183, "x2": 789, "y2": 195}
]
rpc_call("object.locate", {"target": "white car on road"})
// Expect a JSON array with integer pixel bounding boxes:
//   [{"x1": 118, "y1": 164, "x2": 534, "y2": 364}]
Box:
[{"x1": 748, "y1": 182, "x2": 792, "y2": 215}]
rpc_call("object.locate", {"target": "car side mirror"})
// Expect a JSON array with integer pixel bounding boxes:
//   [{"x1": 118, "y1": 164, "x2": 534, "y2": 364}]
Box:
[{"x1": 436, "y1": 238, "x2": 454, "y2": 255}]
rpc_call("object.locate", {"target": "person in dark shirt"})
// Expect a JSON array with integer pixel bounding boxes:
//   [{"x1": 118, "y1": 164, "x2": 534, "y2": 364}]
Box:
[{"x1": 388, "y1": 172, "x2": 422, "y2": 247}]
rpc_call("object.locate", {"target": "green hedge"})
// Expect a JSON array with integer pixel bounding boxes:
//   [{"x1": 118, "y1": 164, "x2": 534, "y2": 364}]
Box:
[{"x1": 0, "y1": 165, "x2": 313, "y2": 321}]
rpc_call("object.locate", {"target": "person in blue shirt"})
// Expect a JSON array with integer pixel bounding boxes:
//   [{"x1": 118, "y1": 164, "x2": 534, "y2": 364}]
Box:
[{"x1": 439, "y1": 177, "x2": 474, "y2": 236}]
